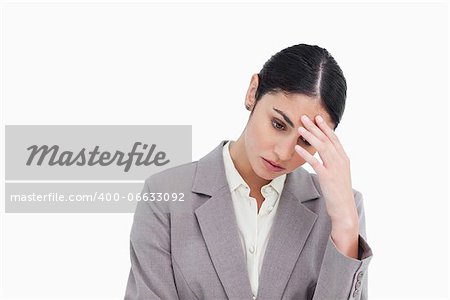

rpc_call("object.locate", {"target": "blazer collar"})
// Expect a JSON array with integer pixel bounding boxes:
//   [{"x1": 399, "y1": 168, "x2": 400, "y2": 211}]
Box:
[{"x1": 193, "y1": 140, "x2": 322, "y2": 299}]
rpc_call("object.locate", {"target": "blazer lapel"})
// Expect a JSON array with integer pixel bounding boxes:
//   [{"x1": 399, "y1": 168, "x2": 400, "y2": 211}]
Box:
[
  {"x1": 257, "y1": 168, "x2": 321, "y2": 299},
  {"x1": 193, "y1": 140, "x2": 253, "y2": 299},
  {"x1": 191, "y1": 140, "x2": 322, "y2": 300}
]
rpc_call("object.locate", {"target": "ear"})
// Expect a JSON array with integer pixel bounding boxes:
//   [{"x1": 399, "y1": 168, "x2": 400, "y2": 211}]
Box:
[{"x1": 244, "y1": 73, "x2": 259, "y2": 111}]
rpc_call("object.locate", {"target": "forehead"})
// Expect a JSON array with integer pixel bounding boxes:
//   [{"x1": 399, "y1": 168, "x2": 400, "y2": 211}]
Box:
[{"x1": 262, "y1": 91, "x2": 335, "y2": 128}]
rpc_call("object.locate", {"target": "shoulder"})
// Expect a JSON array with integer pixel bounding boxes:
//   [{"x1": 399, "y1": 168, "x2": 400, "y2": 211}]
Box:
[{"x1": 143, "y1": 160, "x2": 199, "y2": 191}]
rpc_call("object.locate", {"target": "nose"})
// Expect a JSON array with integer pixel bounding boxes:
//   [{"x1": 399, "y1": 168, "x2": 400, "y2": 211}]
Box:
[{"x1": 274, "y1": 136, "x2": 298, "y2": 162}]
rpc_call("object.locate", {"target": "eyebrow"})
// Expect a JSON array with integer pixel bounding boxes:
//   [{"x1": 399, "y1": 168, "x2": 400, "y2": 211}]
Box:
[{"x1": 273, "y1": 108, "x2": 294, "y2": 128}]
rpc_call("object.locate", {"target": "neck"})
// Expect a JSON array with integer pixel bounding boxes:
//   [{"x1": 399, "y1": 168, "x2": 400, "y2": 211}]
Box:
[{"x1": 229, "y1": 135, "x2": 270, "y2": 191}]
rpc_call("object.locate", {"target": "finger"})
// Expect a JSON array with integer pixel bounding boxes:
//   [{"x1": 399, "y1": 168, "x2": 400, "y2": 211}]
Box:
[
  {"x1": 298, "y1": 126, "x2": 337, "y2": 166},
  {"x1": 294, "y1": 144, "x2": 325, "y2": 175},
  {"x1": 314, "y1": 115, "x2": 347, "y2": 157},
  {"x1": 300, "y1": 115, "x2": 329, "y2": 143},
  {"x1": 298, "y1": 126, "x2": 323, "y2": 151}
]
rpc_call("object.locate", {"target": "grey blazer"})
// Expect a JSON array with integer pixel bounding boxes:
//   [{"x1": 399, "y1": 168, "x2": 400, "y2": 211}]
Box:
[{"x1": 125, "y1": 140, "x2": 373, "y2": 300}]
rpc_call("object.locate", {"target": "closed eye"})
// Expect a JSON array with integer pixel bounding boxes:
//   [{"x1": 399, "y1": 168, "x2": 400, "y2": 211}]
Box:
[
  {"x1": 272, "y1": 119, "x2": 285, "y2": 130},
  {"x1": 271, "y1": 118, "x2": 311, "y2": 147}
]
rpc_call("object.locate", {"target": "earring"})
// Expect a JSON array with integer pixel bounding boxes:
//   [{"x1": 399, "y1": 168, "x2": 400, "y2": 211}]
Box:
[{"x1": 245, "y1": 104, "x2": 251, "y2": 111}]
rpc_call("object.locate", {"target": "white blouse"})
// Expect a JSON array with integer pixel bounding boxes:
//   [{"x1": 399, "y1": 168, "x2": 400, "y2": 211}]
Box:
[{"x1": 222, "y1": 141, "x2": 286, "y2": 298}]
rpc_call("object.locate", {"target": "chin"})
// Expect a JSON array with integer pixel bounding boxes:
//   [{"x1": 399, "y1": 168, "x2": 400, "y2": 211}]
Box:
[
  {"x1": 248, "y1": 161, "x2": 269, "y2": 181},
  {"x1": 259, "y1": 171, "x2": 275, "y2": 181},
  {"x1": 257, "y1": 165, "x2": 282, "y2": 180}
]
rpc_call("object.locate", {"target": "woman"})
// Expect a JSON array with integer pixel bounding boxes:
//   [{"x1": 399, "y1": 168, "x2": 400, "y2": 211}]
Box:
[{"x1": 125, "y1": 44, "x2": 373, "y2": 300}]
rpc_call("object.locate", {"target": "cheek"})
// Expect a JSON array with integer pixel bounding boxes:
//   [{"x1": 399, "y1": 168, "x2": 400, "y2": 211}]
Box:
[{"x1": 245, "y1": 118, "x2": 272, "y2": 151}]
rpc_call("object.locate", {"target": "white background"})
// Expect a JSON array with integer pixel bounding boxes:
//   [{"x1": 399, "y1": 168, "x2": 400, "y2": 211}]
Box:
[{"x1": 0, "y1": 1, "x2": 449, "y2": 299}]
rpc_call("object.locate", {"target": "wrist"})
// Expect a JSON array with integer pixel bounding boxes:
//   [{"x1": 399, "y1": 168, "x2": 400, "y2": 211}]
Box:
[{"x1": 330, "y1": 220, "x2": 360, "y2": 259}]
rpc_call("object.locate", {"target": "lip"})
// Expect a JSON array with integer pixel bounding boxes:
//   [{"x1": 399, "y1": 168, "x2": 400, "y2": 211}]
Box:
[{"x1": 262, "y1": 157, "x2": 285, "y2": 172}]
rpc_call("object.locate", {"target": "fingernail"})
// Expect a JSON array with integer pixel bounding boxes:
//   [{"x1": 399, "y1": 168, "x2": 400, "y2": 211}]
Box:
[{"x1": 316, "y1": 115, "x2": 323, "y2": 123}]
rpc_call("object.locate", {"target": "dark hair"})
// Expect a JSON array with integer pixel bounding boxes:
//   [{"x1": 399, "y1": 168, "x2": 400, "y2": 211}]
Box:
[{"x1": 253, "y1": 44, "x2": 347, "y2": 129}]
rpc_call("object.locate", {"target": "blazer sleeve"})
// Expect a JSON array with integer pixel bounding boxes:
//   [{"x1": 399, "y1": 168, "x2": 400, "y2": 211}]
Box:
[
  {"x1": 124, "y1": 178, "x2": 180, "y2": 300},
  {"x1": 312, "y1": 190, "x2": 373, "y2": 300}
]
